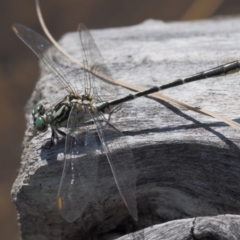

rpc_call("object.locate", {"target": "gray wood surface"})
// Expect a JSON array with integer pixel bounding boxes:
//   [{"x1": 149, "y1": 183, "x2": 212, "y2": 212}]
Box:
[
  {"x1": 118, "y1": 215, "x2": 240, "y2": 240},
  {"x1": 12, "y1": 17, "x2": 240, "y2": 240}
]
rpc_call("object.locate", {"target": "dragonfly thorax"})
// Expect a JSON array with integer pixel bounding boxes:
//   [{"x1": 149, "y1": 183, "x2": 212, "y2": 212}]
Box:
[
  {"x1": 32, "y1": 95, "x2": 95, "y2": 132},
  {"x1": 51, "y1": 95, "x2": 95, "y2": 128}
]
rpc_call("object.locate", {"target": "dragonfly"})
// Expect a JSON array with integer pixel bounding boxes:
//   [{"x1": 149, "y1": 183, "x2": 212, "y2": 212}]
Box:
[{"x1": 13, "y1": 24, "x2": 240, "y2": 223}]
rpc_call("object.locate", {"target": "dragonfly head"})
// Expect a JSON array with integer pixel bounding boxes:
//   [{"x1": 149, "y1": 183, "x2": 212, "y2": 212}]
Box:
[{"x1": 32, "y1": 104, "x2": 48, "y2": 132}]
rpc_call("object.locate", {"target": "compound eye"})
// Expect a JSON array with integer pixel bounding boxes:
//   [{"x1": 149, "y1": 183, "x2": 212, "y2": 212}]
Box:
[
  {"x1": 33, "y1": 104, "x2": 45, "y2": 115},
  {"x1": 35, "y1": 116, "x2": 48, "y2": 132}
]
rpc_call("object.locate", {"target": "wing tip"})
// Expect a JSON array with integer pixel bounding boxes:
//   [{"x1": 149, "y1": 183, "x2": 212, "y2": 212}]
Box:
[
  {"x1": 12, "y1": 25, "x2": 19, "y2": 35},
  {"x1": 77, "y1": 23, "x2": 82, "y2": 31}
]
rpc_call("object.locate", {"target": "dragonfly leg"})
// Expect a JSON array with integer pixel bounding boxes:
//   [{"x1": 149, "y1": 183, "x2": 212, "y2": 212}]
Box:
[
  {"x1": 107, "y1": 105, "x2": 121, "y2": 122},
  {"x1": 104, "y1": 118, "x2": 122, "y2": 134},
  {"x1": 42, "y1": 128, "x2": 68, "y2": 149},
  {"x1": 42, "y1": 128, "x2": 55, "y2": 149},
  {"x1": 56, "y1": 129, "x2": 66, "y2": 137}
]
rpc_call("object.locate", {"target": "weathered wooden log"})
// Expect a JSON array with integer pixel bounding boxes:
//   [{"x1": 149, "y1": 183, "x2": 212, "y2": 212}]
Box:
[
  {"x1": 118, "y1": 215, "x2": 240, "y2": 240},
  {"x1": 12, "y1": 17, "x2": 240, "y2": 240}
]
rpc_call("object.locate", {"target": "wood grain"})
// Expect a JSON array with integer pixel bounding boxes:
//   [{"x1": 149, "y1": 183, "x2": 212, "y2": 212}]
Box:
[{"x1": 12, "y1": 18, "x2": 240, "y2": 239}]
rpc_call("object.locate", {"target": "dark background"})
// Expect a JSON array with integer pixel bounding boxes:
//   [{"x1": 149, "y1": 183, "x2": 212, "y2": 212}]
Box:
[{"x1": 1, "y1": 0, "x2": 240, "y2": 239}]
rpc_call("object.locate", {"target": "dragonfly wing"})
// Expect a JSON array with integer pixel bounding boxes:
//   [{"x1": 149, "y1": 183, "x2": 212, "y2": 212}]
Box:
[
  {"x1": 77, "y1": 23, "x2": 124, "y2": 103},
  {"x1": 90, "y1": 111, "x2": 138, "y2": 221},
  {"x1": 12, "y1": 24, "x2": 84, "y2": 95},
  {"x1": 57, "y1": 105, "x2": 100, "y2": 222}
]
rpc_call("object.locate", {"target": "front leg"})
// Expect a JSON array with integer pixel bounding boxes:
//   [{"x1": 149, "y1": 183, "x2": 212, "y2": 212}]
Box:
[{"x1": 42, "y1": 128, "x2": 56, "y2": 149}]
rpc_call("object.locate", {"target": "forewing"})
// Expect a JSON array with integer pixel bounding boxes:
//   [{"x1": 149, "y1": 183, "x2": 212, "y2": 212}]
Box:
[
  {"x1": 12, "y1": 24, "x2": 84, "y2": 95},
  {"x1": 57, "y1": 105, "x2": 101, "y2": 222},
  {"x1": 90, "y1": 111, "x2": 138, "y2": 221}
]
